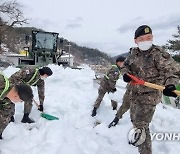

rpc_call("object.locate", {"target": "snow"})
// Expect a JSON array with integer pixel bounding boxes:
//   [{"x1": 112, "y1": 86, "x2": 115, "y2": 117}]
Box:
[{"x1": 0, "y1": 65, "x2": 180, "y2": 154}]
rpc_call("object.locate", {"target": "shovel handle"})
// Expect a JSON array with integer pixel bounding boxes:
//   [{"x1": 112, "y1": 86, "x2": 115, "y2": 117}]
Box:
[
  {"x1": 33, "y1": 99, "x2": 39, "y2": 108},
  {"x1": 127, "y1": 74, "x2": 180, "y2": 96},
  {"x1": 144, "y1": 82, "x2": 180, "y2": 96}
]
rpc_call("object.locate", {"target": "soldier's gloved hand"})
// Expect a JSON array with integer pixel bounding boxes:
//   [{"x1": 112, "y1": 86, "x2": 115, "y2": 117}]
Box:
[
  {"x1": 163, "y1": 84, "x2": 177, "y2": 97},
  {"x1": 38, "y1": 105, "x2": 44, "y2": 112},
  {"x1": 112, "y1": 88, "x2": 117, "y2": 93},
  {"x1": 123, "y1": 74, "x2": 132, "y2": 82},
  {"x1": 108, "y1": 117, "x2": 119, "y2": 128},
  {"x1": 91, "y1": 107, "x2": 97, "y2": 117}
]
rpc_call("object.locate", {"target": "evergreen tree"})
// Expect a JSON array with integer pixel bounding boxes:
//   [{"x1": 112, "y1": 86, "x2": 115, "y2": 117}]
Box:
[
  {"x1": 165, "y1": 25, "x2": 180, "y2": 52},
  {"x1": 165, "y1": 25, "x2": 180, "y2": 62}
]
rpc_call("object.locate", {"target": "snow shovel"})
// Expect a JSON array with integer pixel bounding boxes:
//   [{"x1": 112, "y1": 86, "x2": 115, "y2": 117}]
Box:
[
  {"x1": 127, "y1": 74, "x2": 180, "y2": 96},
  {"x1": 33, "y1": 99, "x2": 59, "y2": 120}
]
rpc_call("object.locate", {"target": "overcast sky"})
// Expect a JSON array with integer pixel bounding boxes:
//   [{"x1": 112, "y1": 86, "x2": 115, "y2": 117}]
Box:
[{"x1": 16, "y1": 0, "x2": 180, "y2": 56}]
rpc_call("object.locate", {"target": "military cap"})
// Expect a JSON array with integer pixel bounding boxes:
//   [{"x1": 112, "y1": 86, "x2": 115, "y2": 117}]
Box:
[
  {"x1": 39, "y1": 67, "x2": 53, "y2": 76},
  {"x1": 134, "y1": 25, "x2": 152, "y2": 39},
  {"x1": 116, "y1": 56, "x2": 126, "y2": 63}
]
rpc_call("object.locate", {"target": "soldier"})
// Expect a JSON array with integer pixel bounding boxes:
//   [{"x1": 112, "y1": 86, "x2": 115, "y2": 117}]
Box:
[
  {"x1": 9, "y1": 66, "x2": 53, "y2": 123},
  {"x1": 121, "y1": 25, "x2": 179, "y2": 154},
  {"x1": 108, "y1": 84, "x2": 132, "y2": 128},
  {"x1": 91, "y1": 56, "x2": 126, "y2": 117},
  {"x1": 0, "y1": 73, "x2": 33, "y2": 139}
]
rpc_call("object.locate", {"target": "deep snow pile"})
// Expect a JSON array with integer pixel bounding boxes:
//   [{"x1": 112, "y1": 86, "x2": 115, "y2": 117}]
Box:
[{"x1": 0, "y1": 65, "x2": 180, "y2": 154}]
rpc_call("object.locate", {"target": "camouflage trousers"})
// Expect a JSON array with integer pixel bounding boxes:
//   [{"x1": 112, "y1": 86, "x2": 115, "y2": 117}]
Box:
[
  {"x1": 0, "y1": 101, "x2": 15, "y2": 135},
  {"x1": 24, "y1": 100, "x2": 33, "y2": 114},
  {"x1": 94, "y1": 87, "x2": 117, "y2": 109},
  {"x1": 130, "y1": 92, "x2": 159, "y2": 154},
  {"x1": 116, "y1": 87, "x2": 132, "y2": 119}
]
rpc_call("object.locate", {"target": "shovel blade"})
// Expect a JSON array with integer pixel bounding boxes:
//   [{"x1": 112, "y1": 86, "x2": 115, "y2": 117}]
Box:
[{"x1": 41, "y1": 113, "x2": 59, "y2": 120}]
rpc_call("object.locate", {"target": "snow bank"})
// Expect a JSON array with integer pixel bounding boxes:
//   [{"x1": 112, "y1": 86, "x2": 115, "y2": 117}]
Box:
[{"x1": 0, "y1": 65, "x2": 180, "y2": 154}]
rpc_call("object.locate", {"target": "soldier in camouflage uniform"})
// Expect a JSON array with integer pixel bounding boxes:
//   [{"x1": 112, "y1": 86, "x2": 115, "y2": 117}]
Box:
[
  {"x1": 109, "y1": 63, "x2": 180, "y2": 128},
  {"x1": 108, "y1": 84, "x2": 132, "y2": 128},
  {"x1": 9, "y1": 66, "x2": 53, "y2": 123},
  {"x1": 0, "y1": 73, "x2": 33, "y2": 139},
  {"x1": 121, "y1": 25, "x2": 179, "y2": 154},
  {"x1": 91, "y1": 56, "x2": 126, "y2": 117}
]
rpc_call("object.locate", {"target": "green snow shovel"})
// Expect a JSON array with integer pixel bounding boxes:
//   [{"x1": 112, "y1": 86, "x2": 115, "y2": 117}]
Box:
[{"x1": 33, "y1": 99, "x2": 59, "y2": 120}]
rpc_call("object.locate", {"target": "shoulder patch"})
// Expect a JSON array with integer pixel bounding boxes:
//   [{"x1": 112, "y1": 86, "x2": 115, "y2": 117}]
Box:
[
  {"x1": 162, "y1": 52, "x2": 170, "y2": 59},
  {"x1": 114, "y1": 71, "x2": 119, "y2": 75},
  {"x1": 26, "y1": 69, "x2": 30, "y2": 74}
]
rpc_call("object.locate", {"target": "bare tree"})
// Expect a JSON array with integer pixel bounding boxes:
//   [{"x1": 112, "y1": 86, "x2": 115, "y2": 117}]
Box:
[{"x1": 0, "y1": 0, "x2": 28, "y2": 52}]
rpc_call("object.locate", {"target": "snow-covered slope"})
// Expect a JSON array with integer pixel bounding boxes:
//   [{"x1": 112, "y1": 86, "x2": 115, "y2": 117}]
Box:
[{"x1": 0, "y1": 65, "x2": 180, "y2": 154}]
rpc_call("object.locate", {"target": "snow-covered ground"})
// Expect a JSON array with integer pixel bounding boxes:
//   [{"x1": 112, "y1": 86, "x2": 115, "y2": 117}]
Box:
[{"x1": 0, "y1": 65, "x2": 180, "y2": 154}]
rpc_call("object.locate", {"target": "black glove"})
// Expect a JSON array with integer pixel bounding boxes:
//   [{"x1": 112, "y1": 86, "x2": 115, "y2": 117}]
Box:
[
  {"x1": 123, "y1": 74, "x2": 132, "y2": 82},
  {"x1": 38, "y1": 105, "x2": 44, "y2": 112},
  {"x1": 108, "y1": 117, "x2": 119, "y2": 128},
  {"x1": 0, "y1": 133, "x2": 2, "y2": 139},
  {"x1": 10, "y1": 116, "x2": 15, "y2": 123},
  {"x1": 91, "y1": 107, "x2": 97, "y2": 117},
  {"x1": 112, "y1": 88, "x2": 117, "y2": 93},
  {"x1": 163, "y1": 84, "x2": 177, "y2": 97}
]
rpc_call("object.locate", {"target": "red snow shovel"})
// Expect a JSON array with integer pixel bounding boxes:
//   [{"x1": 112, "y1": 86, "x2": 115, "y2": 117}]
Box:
[
  {"x1": 127, "y1": 74, "x2": 180, "y2": 96},
  {"x1": 33, "y1": 99, "x2": 59, "y2": 120}
]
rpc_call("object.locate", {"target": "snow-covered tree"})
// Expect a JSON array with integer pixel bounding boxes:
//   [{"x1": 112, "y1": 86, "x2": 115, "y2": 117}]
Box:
[
  {"x1": 165, "y1": 25, "x2": 180, "y2": 53},
  {"x1": 165, "y1": 25, "x2": 180, "y2": 62}
]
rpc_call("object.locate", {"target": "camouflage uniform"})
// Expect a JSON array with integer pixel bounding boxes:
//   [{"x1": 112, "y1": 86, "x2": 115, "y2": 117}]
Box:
[
  {"x1": 9, "y1": 67, "x2": 45, "y2": 113},
  {"x1": 94, "y1": 65, "x2": 121, "y2": 109},
  {"x1": 0, "y1": 74, "x2": 15, "y2": 135},
  {"x1": 116, "y1": 84, "x2": 132, "y2": 119},
  {"x1": 122, "y1": 45, "x2": 179, "y2": 154}
]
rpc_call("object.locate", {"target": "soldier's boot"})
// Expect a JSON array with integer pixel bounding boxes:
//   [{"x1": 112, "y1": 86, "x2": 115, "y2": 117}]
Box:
[
  {"x1": 21, "y1": 113, "x2": 35, "y2": 123},
  {"x1": 10, "y1": 116, "x2": 15, "y2": 123},
  {"x1": 112, "y1": 106, "x2": 117, "y2": 110},
  {"x1": 0, "y1": 133, "x2": 2, "y2": 139},
  {"x1": 91, "y1": 107, "x2": 97, "y2": 117}
]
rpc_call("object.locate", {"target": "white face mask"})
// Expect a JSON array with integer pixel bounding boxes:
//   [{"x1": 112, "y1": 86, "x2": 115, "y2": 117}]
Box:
[
  {"x1": 137, "y1": 41, "x2": 153, "y2": 51},
  {"x1": 40, "y1": 76, "x2": 47, "y2": 80}
]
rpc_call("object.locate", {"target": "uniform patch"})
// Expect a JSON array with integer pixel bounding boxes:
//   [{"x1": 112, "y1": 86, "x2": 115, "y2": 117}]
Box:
[
  {"x1": 162, "y1": 52, "x2": 170, "y2": 59},
  {"x1": 26, "y1": 70, "x2": 30, "y2": 74},
  {"x1": 114, "y1": 71, "x2": 118, "y2": 75}
]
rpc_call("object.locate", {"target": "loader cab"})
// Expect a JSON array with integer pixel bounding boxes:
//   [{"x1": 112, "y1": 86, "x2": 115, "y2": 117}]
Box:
[{"x1": 19, "y1": 30, "x2": 59, "y2": 67}]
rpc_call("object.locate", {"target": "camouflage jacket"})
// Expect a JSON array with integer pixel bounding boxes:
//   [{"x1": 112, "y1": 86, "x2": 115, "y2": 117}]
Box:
[
  {"x1": 101, "y1": 65, "x2": 121, "y2": 90},
  {"x1": 9, "y1": 67, "x2": 45, "y2": 105},
  {"x1": 122, "y1": 45, "x2": 180, "y2": 94},
  {"x1": 0, "y1": 74, "x2": 13, "y2": 111}
]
